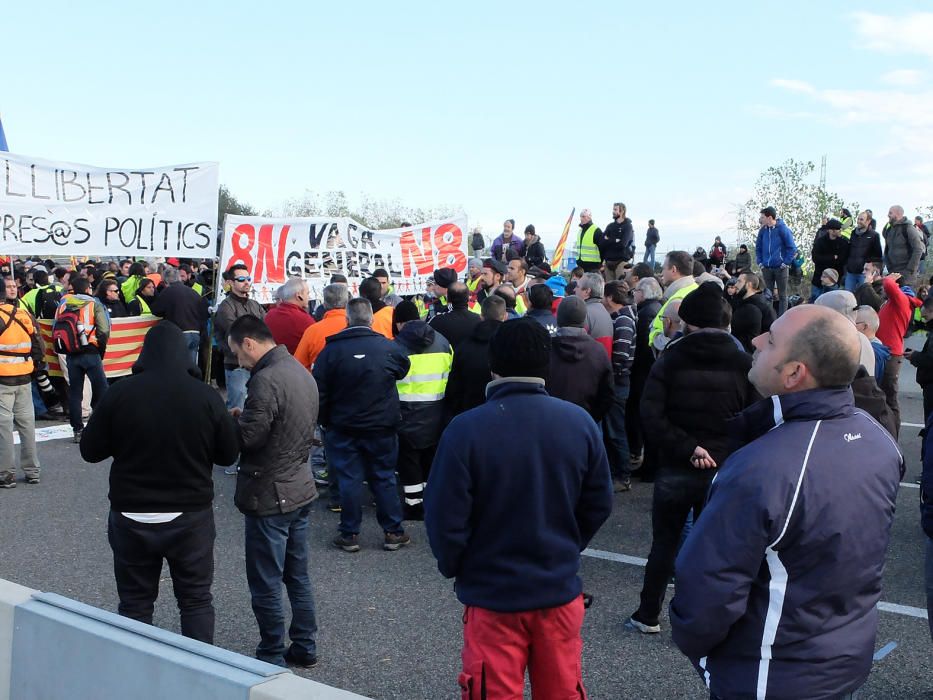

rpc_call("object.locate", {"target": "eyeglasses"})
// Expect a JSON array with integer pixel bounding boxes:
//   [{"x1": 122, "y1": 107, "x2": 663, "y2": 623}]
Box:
[{"x1": 234, "y1": 276, "x2": 252, "y2": 283}]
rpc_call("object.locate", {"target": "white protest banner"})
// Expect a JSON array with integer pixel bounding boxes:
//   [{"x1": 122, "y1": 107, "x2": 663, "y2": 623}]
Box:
[
  {"x1": 219, "y1": 215, "x2": 469, "y2": 303},
  {"x1": 0, "y1": 152, "x2": 219, "y2": 257}
]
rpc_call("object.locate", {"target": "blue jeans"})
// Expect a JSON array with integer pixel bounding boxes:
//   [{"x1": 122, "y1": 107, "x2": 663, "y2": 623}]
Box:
[
  {"x1": 325, "y1": 429, "x2": 404, "y2": 536},
  {"x1": 31, "y1": 381, "x2": 45, "y2": 417},
  {"x1": 603, "y1": 382, "x2": 631, "y2": 481},
  {"x1": 643, "y1": 245, "x2": 656, "y2": 267},
  {"x1": 926, "y1": 537, "x2": 933, "y2": 642},
  {"x1": 224, "y1": 367, "x2": 249, "y2": 410},
  {"x1": 183, "y1": 332, "x2": 200, "y2": 368},
  {"x1": 66, "y1": 353, "x2": 108, "y2": 431},
  {"x1": 244, "y1": 504, "x2": 317, "y2": 665},
  {"x1": 845, "y1": 272, "x2": 865, "y2": 293}
]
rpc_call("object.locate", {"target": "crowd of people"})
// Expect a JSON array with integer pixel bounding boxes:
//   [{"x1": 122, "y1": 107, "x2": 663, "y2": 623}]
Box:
[{"x1": 0, "y1": 200, "x2": 930, "y2": 699}]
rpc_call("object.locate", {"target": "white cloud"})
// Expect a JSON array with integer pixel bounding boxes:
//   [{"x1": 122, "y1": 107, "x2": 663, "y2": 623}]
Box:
[
  {"x1": 851, "y1": 11, "x2": 933, "y2": 59},
  {"x1": 770, "y1": 78, "x2": 816, "y2": 94},
  {"x1": 881, "y1": 69, "x2": 925, "y2": 87}
]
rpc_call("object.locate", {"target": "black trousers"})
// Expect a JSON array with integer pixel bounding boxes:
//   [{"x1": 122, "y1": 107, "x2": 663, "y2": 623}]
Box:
[
  {"x1": 107, "y1": 508, "x2": 215, "y2": 644},
  {"x1": 397, "y1": 437, "x2": 437, "y2": 515},
  {"x1": 637, "y1": 469, "x2": 714, "y2": 625},
  {"x1": 879, "y1": 354, "x2": 903, "y2": 438},
  {"x1": 923, "y1": 384, "x2": 933, "y2": 424}
]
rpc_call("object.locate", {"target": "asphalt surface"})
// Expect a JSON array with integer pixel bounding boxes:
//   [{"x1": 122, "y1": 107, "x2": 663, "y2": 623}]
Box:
[{"x1": 0, "y1": 339, "x2": 931, "y2": 699}]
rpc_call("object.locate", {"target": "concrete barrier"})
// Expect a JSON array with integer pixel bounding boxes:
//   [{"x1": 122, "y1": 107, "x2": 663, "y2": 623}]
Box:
[{"x1": 0, "y1": 580, "x2": 370, "y2": 700}]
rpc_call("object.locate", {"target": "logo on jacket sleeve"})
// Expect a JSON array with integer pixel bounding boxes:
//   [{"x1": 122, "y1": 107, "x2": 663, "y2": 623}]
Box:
[
  {"x1": 353, "y1": 354, "x2": 366, "y2": 359},
  {"x1": 844, "y1": 432, "x2": 862, "y2": 442}
]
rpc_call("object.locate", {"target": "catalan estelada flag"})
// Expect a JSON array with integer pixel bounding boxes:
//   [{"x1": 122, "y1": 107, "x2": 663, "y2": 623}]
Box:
[
  {"x1": 39, "y1": 316, "x2": 159, "y2": 378},
  {"x1": 549, "y1": 208, "x2": 575, "y2": 270}
]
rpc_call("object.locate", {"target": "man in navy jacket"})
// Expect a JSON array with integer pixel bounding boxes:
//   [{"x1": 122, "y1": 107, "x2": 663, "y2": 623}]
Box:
[
  {"x1": 313, "y1": 298, "x2": 412, "y2": 553},
  {"x1": 671, "y1": 304, "x2": 902, "y2": 699},
  {"x1": 426, "y1": 318, "x2": 612, "y2": 699}
]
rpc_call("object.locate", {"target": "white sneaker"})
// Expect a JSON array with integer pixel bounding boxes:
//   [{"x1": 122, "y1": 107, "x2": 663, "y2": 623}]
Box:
[{"x1": 625, "y1": 615, "x2": 661, "y2": 634}]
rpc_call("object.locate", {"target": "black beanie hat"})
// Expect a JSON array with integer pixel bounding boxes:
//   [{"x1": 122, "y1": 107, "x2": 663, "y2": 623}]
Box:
[
  {"x1": 393, "y1": 300, "x2": 421, "y2": 327},
  {"x1": 489, "y1": 318, "x2": 551, "y2": 380},
  {"x1": 433, "y1": 268, "x2": 457, "y2": 288},
  {"x1": 679, "y1": 281, "x2": 729, "y2": 329}
]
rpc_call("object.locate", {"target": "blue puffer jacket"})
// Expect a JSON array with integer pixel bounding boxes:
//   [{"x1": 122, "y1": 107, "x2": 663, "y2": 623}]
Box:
[
  {"x1": 312, "y1": 325, "x2": 410, "y2": 437},
  {"x1": 670, "y1": 388, "x2": 902, "y2": 700},
  {"x1": 425, "y1": 378, "x2": 613, "y2": 612},
  {"x1": 755, "y1": 218, "x2": 797, "y2": 269}
]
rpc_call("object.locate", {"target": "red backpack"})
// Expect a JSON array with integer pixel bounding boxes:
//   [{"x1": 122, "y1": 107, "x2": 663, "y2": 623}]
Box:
[{"x1": 52, "y1": 299, "x2": 95, "y2": 354}]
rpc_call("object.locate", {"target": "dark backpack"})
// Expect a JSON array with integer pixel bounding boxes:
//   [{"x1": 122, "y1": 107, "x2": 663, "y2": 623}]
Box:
[
  {"x1": 621, "y1": 240, "x2": 636, "y2": 262},
  {"x1": 471, "y1": 232, "x2": 485, "y2": 252},
  {"x1": 34, "y1": 286, "x2": 62, "y2": 320}
]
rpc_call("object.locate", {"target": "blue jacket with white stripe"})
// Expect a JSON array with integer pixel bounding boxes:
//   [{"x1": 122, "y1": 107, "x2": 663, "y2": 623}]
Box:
[{"x1": 670, "y1": 387, "x2": 902, "y2": 700}]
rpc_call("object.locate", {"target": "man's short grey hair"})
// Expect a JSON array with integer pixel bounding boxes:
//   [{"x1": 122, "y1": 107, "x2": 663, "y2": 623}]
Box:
[
  {"x1": 579, "y1": 272, "x2": 605, "y2": 299},
  {"x1": 890, "y1": 204, "x2": 905, "y2": 218},
  {"x1": 346, "y1": 298, "x2": 373, "y2": 327},
  {"x1": 636, "y1": 277, "x2": 662, "y2": 300},
  {"x1": 278, "y1": 277, "x2": 307, "y2": 302},
  {"x1": 322, "y1": 283, "x2": 349, "y2": 310},
  {"x1": 787, "y1": 313, "x2": 860, "y2": 387},
  {"x1": 162, "y1": 266, "x2": 179, "y2": 284},
  {"x1": 855, "y1": 305, "x2": 880, "y2": 333}
]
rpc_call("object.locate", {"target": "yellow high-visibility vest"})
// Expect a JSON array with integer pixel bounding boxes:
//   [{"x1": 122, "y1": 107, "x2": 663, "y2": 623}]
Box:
[
  {"x1": 396, "y1": 349, "x2": 453, "y2": 402},
  {"x1": 576, "y1": 225, "x2": 601, "y2": 263}
]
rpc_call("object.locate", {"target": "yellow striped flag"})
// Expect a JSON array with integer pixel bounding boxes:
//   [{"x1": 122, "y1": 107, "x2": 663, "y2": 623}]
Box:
[
  {"x1": 39, "y1": 316, "x2": 159, "y2": 378},
  {"x1": 550, "y1": 207, "x2": 575, "y2": 270}
]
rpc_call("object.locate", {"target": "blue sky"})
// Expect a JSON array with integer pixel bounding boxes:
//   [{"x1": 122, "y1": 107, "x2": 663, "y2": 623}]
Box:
[{"x1": 2, "y1": 1, "x2": 930, "y2": 252}]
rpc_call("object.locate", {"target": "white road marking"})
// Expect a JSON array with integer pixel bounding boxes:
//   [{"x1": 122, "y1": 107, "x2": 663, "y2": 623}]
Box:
[
  {"x1": 14, "y1": 425, "x2": 74, "y2": 445},
  {"x1": 873, "y1": 641, "x2": 897, "y2": 661},
  {"x1": 900, "y1": 483, "x2": 920, "y2": 489},
  {"x1": 901, "y1": 422, "x2": 925, "y2": 428},
  {"x1": 582, "y1": 549, "x2": 929, "y2": 620}
]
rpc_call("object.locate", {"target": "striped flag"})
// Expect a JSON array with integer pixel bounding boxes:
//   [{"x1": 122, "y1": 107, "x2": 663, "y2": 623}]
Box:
[
  {"x1": 550, "y1": 207, "x2": 575, "y2": 270},
  {"x1": 0, "y1": 115, "x2": 7, "y2": 152},
  {"x1": 38, "y1": 316, "x2": 159, "y2": 378}
]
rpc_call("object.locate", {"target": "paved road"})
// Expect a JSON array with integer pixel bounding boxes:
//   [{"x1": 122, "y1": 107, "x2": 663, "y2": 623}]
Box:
[{"x1": 0, "y1": 345, "x2": 930, "y2": 699}]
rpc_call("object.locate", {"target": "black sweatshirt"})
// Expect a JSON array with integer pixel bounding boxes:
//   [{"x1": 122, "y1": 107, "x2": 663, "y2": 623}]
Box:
[{"x1": 80, "y1": 321, "x2": 239, "y2": 512}]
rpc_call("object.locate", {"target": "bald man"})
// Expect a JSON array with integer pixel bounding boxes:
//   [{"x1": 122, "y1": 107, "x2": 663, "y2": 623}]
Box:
[
  {"x1": 670, "y1": 305, "x2": 903, "y2": 700},
  {"x1": 883, "y1": 204, "x2": 924, "y2": 286}
]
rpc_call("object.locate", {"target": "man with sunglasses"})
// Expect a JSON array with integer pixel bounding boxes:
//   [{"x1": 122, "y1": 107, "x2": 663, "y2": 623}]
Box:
[{"x1": 214, "y1": 264, "x2": 265, "y2": 474}]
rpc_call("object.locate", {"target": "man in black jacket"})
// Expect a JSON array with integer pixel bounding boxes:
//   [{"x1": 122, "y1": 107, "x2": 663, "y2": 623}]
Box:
[
  {"x1": 394, "y1": 301, "x2": 453, "y2": 520},
  {"x1": 523, "y1": 225, "x2": 548, "y2": 269},
  {"x1": 600, "y1": 202, "x2": 635, "y2": 281},
  {"x1": 627, "y1": 277, "x2": 663, "y2": 476},
  {"x1": 844, "y1": 211, "x2": 883, "y2": 292},
  {"x1": 810, "y1": 219, "x2": 850, "y2": 302},
  {"x1": 80, "y1": 322, "x2": 239, "y2": 645},
  {"x1": 628, "y1": 282, "x2": 759, "y2": 634},
  {"x1": 228, "y1": 315, "x2": 320, "y2": 668},
  {"x1": 907, "y1": 296, "x2": 933, "y2": 420},
  {"x1": 547, "y1": 296, "x2": 613, "y2": 422},
  {"x1": 731, "y1": 272, "x2": 776, "y2": 353},
  {"x1": 444, "y1": 296, "x2": 506, "y2": 418},
  {"x1": 313, "y1": 298, "x2": 412, "y2": 553},
  {"x1": 428, "y1": 282, "x2": 480, "y2": 349},
  {"x1": 150, "y1": 266, "x2": 209, "y2": 366}
]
